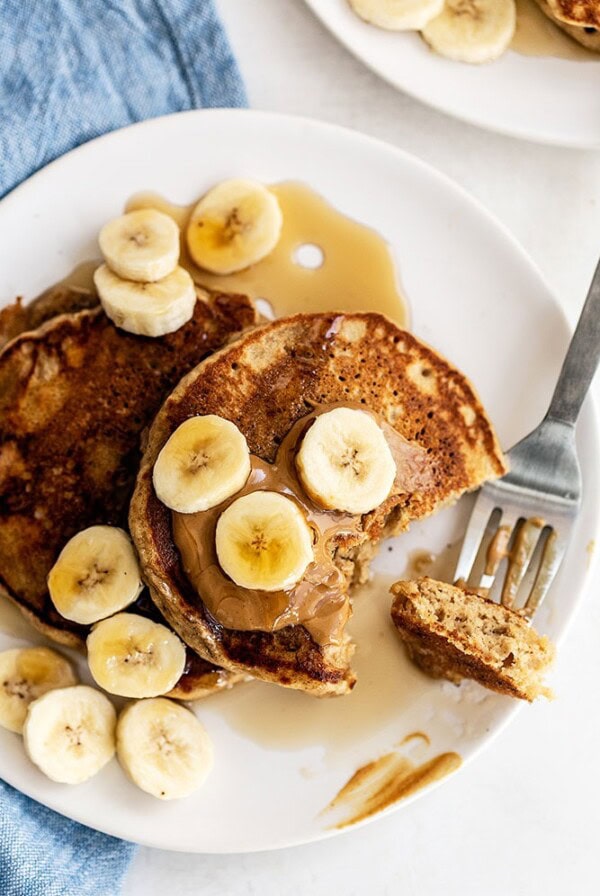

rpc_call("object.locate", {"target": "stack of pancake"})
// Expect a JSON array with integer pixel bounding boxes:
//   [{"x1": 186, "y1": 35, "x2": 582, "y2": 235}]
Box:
[{"x1": 0, "y1": 279, "x2": 512, "y2": 697}]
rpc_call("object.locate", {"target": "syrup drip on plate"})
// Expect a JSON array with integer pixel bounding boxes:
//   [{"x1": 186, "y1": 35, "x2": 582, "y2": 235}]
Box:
[{"x1": 125, "y1": 181, "x2": 409, "y2": 326}]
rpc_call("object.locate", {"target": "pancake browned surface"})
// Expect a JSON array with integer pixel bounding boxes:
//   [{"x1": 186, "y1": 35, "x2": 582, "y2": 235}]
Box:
[
  {"x1": 131, "y1": 312, "x2": 507, "y2": 697},
  {"x1": 391, "y1": 578, "x2": 554, "y2": 701},
  {"x1": 535, "y1": 0, "x2": 600, "y2": 50},
  {"x1": 0, "y1": 285, "x2": 99, "y2": 351},
  {"x1": 0, "y1": 288, "x2": 256, "y2": 689}
]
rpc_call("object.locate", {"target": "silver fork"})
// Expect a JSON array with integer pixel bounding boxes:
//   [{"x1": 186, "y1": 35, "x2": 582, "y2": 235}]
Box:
[{"x1": 454, "y1": 257, "x2": 600, "y2": 618}]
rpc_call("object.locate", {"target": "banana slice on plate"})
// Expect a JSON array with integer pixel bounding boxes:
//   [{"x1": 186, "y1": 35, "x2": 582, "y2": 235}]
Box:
[
  {"x1": 99, "y1": 208, "x2": 180, "y2": 282},
  {"x1": 348, "y1": 0, "x2": 444, "y2": 30},
  {"x1": 0, "y1": 647, "x2": 78, "y2": 734},
  {"x1": 186, "y1": 178, "x2": 282, "y2": 275},
  {"x1": 215, "y1": 491, "x2": 314, "y2": 592},
  {"x1": 94, "y1": 263, "x2": 196, "y2": 338},
  {"x1": 48, "y1": 525, "x2": 143, "y2": 625},
  {"x1": 87, "y1": 613, "x2": 186, "y2": 698},
  {"x1": 153, "y1": 415, "x2": 251, "y2": 513},
  {"x1": 422, "y1": 0, "x2": 516, "y2": 64},
  {"x1": 23, "y1": 685, "x2": 116, "y2": 784},
  {"x1": 117, "y1": 698, "x2": 213, "y2": 800},
  {"x1": 296, "y1": 407, "x2": 396, "y2": 515}
]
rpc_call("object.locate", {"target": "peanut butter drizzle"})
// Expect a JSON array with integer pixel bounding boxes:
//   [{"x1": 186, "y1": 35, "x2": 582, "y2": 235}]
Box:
[
  {"x1": 172, "y1": 404, "x2": 434, "y2": 647},
  {"x1": 482, "y1": 517, "x2": 557, "y2": 614},
  {"x1": 484, "y1": 525, "x2": 512, "y2": 577},
  {"x1": 406, "y1": 549, "x2": 436, "y2": 578},
  {"x1": 397, "y1": 730, "x2": 430, "y2": 747},
  {"x1": 512, "y1": 0, "x2": 597, "y2": 60},
  {"x1": 323, "y1": 748, "x2": 461, "y2": 829},
  {"x1": 125, "y1": 181, "x2": 408, "y2": 326}
]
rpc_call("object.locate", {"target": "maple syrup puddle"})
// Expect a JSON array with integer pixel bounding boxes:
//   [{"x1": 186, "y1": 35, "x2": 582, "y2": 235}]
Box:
[
  {"x1": 125, "y1": 181, "x2": 409, "y2": 326},
  {"x1": 205, "y1": 573, "x2": 435, "y2": 754},
  {"x1": 322, "y1": 747, "x2": 461, "y2": 829},
  {"x1": 511, "y1": 0, "x2": 597, "y2": 60}
]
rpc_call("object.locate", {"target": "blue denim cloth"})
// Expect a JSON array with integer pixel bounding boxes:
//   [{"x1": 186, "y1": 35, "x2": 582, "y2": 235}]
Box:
[
  {"x1": 0, "y1": 780, "x2": 135, "y2": 896},
  {"x1": 0, "y1": 1, "x2": 245, "y2": 892},
  {"x1": 0, "y1": 0, "x2": 247, "y2": 199}
]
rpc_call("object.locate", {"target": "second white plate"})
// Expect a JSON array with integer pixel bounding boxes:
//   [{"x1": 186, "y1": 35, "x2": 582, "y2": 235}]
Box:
[{"x1": 305, "y1": 0, "x2": 600, "y2": 148}]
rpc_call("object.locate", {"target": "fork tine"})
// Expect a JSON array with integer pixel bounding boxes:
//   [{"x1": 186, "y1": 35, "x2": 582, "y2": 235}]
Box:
[
  {"x1": 500, "y1": 517, "x2": 545, "y2": 608},
  {"x1": 453, "y1": 492, "x2": 497, "y2": 584},
  {"x1": 475, "y1": 511, "x2": 519, "y2": 591},
  {"x1": 523, "y1": 530, "x2": 565, "y2": 619}
]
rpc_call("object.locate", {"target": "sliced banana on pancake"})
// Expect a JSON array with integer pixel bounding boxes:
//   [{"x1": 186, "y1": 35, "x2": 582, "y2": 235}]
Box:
[
  {"x1": 117, "y1": 698, "x2": 213, "y2": 800},
  {"x1": 99, "y1": 208, "x2": 180, "y2": 282},
  {"x1": 186, "y1": 178, "x2": 282, "y2": 275},
  {"x1": 94, "y1": 263, "x2": 196, "y2": 337},
  {"x1": 23, "y1": 685, "x2": 116, "y2": 784},
  {"x1": 348, "y1": 0, "x2": 444, "y2": 30},
  {"x1": 296, "y1": 407, "x2": 396, "y2": 515},
  {"x1": 48, "y1": 525, "x2": 143, "y2": 625},
  {"x1": 87, "y1": 613, "x2": 186, "y2": 698},
  {"x1": 215, "y1": 491, "x2": 314, "y2": 592},
  {"x1": 0, "y1": 647, "x2": 78, "y2": 734},
  {"x1": 421, "y1": 0, "x2": 516, "y2": 64},
  {"x1": 153, "y1": 415, "x2": 251, "y2": 513}
]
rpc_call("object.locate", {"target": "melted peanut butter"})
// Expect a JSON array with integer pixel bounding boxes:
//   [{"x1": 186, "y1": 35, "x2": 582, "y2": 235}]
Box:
[
  {"x1": 125, "y1": 181, "x2": 408, "y2": 325},
  {"x1": 172, "y1": 404, "x2": 434, "y2": 646},
  {"x1": 484, "y1": 525, "x2": 512, "y2": 577},
  {"x1": 397, "y1": 730, "x2": 430, "y2": 747},
  {"x1": 406, "y1": 549, "x2": 436, "y2": 578},
  {"x1": 480, "y1": 517, "x2": 557, "y2": 615},
  {"x1": 512, "y1": 0, "x2": 597, "y2": 60},
  {"x1": 501, "y1": 517, "x2": 546, "y2": 608},
  {"x1": 323, "y1": 748, "x2": 461, "y2": 829}
]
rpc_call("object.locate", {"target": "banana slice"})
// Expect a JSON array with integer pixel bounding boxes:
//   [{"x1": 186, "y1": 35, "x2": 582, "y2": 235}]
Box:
[
  {"x1": 348, "y1": 0, "x2": 444, "y2": 30},
  {"x1": 296, "y1": 407, "x2": 396, "y2": 515},
  {"x1": 87, "y1": 613, "x2": 186, "y2": 698},
  {"x1": 99, "y1": 209, "x2": 180, "y2": 282},
  {"x1": 23, "y1": 685, "x2": 116, "y2": 784},
  {"x1": 48, "y1": 526, "x2": 143, "y2": 625},
  {"x1": 186, "y1": 178, "x2": 282, "y2": 275},
  {"x1": 94, "y1": 263, "x2": 196, "y2": 337},
  {"x1": 117, "y1": 698, "x2": 213, "y2": 800},
  {"x1": 215, "y1": 491, "x2": 314, "y2": 592},
  {"x1": 421, "y1": 0, "x2": 516, "y2": 64},
  {"x1": 0, "y1": 647, "x2": 78, "y2": 734},
  {"x1": 153, "y1": 415, "x2": 251, "y2": 513}
]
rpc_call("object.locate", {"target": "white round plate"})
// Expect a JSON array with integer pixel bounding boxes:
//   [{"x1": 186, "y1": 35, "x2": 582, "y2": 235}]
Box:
[
  {"x1": 304, "y1": 0, "x2": 600, "y2": 148},
  {"x1": 0, "y1": 110, "x2": 598, "y2": 853}
]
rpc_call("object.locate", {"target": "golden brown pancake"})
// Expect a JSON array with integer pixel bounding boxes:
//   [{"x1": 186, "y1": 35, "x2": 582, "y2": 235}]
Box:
[
  {"x1": 0, "y1": 289, "x2": 257, "y2": 698},
  {"x1": 0, "y1": 285, "x2": 98, "y2": 351},
  {"x1": 131, "y1": 312, "x2": 507, "y2": 697}
]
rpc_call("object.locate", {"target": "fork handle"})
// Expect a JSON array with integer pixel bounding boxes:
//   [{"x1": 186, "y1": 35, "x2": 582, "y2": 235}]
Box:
[{"x1": 546, "y1": 255, "x2": 600, "y2": 427}]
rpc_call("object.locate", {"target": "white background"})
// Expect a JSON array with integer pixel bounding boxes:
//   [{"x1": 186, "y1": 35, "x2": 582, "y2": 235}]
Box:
[{"x1": 124, "y1": 1, "x2": 600, "y2": 893}]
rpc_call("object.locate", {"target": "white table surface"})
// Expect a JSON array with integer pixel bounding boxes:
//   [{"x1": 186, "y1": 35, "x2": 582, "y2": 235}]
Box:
[{"x1": 124, "y1": 1, "x2": 600, "y2": 893}]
